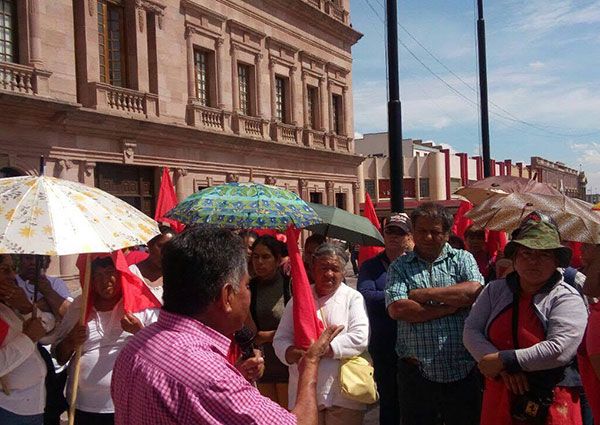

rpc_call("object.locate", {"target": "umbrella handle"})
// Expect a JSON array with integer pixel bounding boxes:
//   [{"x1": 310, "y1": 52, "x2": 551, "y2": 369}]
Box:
[{"x1": 68, "y1": 254, "x2": 91, "y2": 425}]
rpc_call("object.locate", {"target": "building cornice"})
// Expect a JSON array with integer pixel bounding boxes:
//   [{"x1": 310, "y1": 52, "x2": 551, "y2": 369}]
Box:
[{"x1": 0, "y1": 94, "x2": 364, "y2": 169}]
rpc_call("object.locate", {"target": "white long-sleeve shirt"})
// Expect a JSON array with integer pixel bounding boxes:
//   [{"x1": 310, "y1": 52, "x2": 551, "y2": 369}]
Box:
[
  {"x1": 0, "y1": 303, "x2": 47, "y2": 416},
  {"x1": 273, "y1": 283, "x2": 370, "y2": 411}
]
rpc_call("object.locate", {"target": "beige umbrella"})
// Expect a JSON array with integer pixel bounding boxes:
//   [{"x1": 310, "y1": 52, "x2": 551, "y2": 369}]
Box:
[
  {"x1": 455, "y1": 176, "x2": 562, "y2": 206},
  {"x1": 465, "y1": 192, "x2": 600, "y2": 243},
  {"x1": 0, "y1": 175, "x2": 160, "y2": 424}
]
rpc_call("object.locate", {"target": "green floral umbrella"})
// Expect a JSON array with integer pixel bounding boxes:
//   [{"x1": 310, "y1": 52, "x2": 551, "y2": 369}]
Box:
[{"x1": 165, "y1": 182, "x2": 321, "y2": 230}]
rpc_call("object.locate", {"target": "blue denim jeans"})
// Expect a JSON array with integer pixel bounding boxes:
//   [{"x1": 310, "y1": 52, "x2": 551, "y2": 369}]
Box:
[{"x1": 0, "y1": 406, "x2": 43, "y2": 425}]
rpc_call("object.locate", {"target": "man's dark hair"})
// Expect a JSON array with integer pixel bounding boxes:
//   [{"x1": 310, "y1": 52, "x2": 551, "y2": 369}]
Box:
[
  {"x1": 162, "y1": 226, "x2": 247, "y2": 317},
  {"x1": 238, "y1": 230, "x2": 259, "y2": 240},
  {"x1": 251, "y1": 235, "x2": 285, "y2": 259},
  {"x1": 410, "y1": 202, "x2": 454, "y2": 233},
  {"x1": 305, "y1": 234, "x2": 326, "y2": 248},
  {"x1": 91, "y1": 257, "x2": 114, "y2": 273}
]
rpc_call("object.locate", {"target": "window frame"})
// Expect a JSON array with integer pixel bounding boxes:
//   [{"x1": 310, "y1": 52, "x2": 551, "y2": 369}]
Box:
[
  {"x1": 97, "y1": 0, "x2": 128, "y2": 87},
  {"x1": 0, "y1": 0, "x2": 18, "y2": 63},
  {"x1": 238, "y1": 62, "x2": 252, "y2": 116},
  {"x1": 331, "y1": 93, "x2": 343, "y2": 135},
  {"x1": 307, "y1": 85, "x2": 319, "y2": 129},
  {"x1": 275, "y1": 75, "x2": 289, "y2": 123},
  {"x1": 193, "y1": 48, "x2": 211, "y2": 106}
]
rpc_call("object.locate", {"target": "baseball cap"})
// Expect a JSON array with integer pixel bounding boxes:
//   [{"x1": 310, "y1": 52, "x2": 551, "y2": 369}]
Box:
[{"x1": 384, "y1": 213, "x2": 412, "y2": 234}]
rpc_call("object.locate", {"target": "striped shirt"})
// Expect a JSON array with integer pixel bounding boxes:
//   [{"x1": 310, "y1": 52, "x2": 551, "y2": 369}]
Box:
[
  {"x1": 112, "y1": 310, "x2": 296, "y2": 425},
  {"x1": 385, "y1": 243, "x2": 484, "y2": 383}
]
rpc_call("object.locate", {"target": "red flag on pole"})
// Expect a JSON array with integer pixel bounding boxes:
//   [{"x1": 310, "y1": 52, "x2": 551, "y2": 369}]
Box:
[
  {"x1": 358, "y1": 193, "x2": 384, "y2": 267},
  {"x1": 451, "y1": 200, "x2": 473, "y2": 239},
  {"x1": 286, "y1": 226, "x2": 324, "y2": 350},
  {"x1": 155, "y1": 168, "x2": 185, "y2": 233},
  {"x1": 486, "y1": 230, "x2": 507, "y2": 258}
]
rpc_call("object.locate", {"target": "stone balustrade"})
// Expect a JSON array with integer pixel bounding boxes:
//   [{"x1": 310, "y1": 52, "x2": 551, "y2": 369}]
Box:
[
  {"x1": 186, "y1": 103, "x2": 232, "y2": 132},
  {"x1": 303, "y1": 0, "x2": 348, "y2": 24},
  {"x1": 271, "y1": 122, "x2": 302, "y2": 144},
  {"x1": 304, "y1": 128, "x2": 327, "y2": 149},
  {"x1": 232, "y1": 113, "x2": 270, "y2": 139},
  {"x1": 87, "y1": 82, "x2": 159, "y2": 117},
  {"x1": 0, "y1": 61, "x2": 51, "y2": 96},
  {"x1": 330, "y1": 133, "x2": 351, "y2": 152}
]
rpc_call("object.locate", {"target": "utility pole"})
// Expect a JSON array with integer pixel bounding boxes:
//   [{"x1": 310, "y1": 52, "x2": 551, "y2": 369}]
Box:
[
  {"x1": 477, "y1": 0, "x2": 491, "y2": 177},
  {"x1": 386, "y1": 0, "x2": 404, "y2": 212}
]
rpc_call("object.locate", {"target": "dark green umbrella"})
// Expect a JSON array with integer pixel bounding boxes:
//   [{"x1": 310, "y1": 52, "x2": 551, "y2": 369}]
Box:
[{"x1": 304, "y1": 203, "x2": 384, "y2": 246}]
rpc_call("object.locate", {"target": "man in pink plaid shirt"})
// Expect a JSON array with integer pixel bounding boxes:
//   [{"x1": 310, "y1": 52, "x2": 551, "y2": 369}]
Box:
[{"x1": 112, "y1": 227, "x2": 341, "y2": 425}]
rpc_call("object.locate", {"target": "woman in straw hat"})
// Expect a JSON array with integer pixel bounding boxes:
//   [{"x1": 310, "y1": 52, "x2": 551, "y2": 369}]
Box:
[{"x1": 463, "y1": 212, "x2": 588, "y2": 424}]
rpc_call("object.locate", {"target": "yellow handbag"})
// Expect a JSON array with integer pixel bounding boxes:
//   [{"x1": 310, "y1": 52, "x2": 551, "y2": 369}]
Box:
[
  {"x1": 318, "y1": 303, "x2": 378, "y2": 404},
  {"x1": 339, "y1": 354, "x2": 379, "y2": 404}
]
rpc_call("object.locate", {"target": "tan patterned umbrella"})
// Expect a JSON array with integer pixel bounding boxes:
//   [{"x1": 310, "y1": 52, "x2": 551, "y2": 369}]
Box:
[
  {"x1": 455, "y1": 176, "x2": 562, "y2": 205},
  {"x1": 465, "y1": 192, "x2": 600, "y2": 243}
]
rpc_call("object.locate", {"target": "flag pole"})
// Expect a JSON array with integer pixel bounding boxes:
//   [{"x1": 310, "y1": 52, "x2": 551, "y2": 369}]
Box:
[{"x1": 68, "y1": 253, "x2": 92, "y2": 425}]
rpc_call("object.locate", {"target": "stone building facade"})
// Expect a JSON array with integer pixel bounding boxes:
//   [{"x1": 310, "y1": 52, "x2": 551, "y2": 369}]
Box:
[{"x1": 0, "y1": 0, "x2": 363, "y2": 281}]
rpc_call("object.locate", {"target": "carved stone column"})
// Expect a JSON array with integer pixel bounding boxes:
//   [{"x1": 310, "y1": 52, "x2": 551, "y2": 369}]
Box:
[
  {"x1": 28, "y1": 0, "x2": 43, "y2": 67},
  {"x1": 325, "y1": 180, "x2": 335, "y2": 206},
  {"x1": 132, "y1": 4, "x2": 150, "y2": 92},
  {"x1": 231, "y1": 46, "x2": 240, "y2": 113},
  {"x1": 55, "y1": 159, "x2": 74, "y2": 179},
  {"x1": 185, "y1": 28, "x2": 196, "y2": 101},
  {"x1": 299, "y1": 179, "x2": 309, "y2": 201},
  {"x1": 342, "y1": 86, "x2": 350, "y2": 136},
  {"x1": 255, "y1": 54, "x2": 264, "y2": 117},
  {"x1": 174, "y1": 168, "x2": 188, "y2": 201},
  {"x1": 352, "y1": 182, "x2": 360, "y2": 214},
  {"x1": 301, "y1": 73, "x2": 309, "y2": 127},
  {"x1": 269, "y1": 61, "x2": 277, "y2": 121},
  {"x1": 319, "y1": 77, "x2": 329, "y2": 132},
  {"x1": 215, "y1": 38, "x2": 226, "y2": 108},
  {"x1": 290, "y1": 66, "x2": 298, "y2": 125}
]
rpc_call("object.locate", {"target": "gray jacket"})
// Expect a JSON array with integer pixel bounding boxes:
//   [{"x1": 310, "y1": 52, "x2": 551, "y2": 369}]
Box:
[{"x1": 463, "y1": 272, "x2": 587, "y2": 373}]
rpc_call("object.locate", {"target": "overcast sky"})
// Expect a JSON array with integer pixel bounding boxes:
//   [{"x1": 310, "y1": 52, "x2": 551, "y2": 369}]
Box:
[{"x1": 350, "y1": 0, "x2": 600, "y2": 191}]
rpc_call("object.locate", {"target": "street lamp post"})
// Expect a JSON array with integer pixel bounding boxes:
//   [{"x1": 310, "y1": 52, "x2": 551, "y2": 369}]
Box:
[
  {"x1": 386, "y1": 0, "x2": 404, "y2": 212},
  {"x1": 477, "y1": 0, "x2": 491, "y2": 178}
]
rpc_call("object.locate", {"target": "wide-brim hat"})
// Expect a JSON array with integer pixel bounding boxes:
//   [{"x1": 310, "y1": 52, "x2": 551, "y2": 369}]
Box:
[{"x1": 504, "y1": 211, "x2": 572, "y2": 268}]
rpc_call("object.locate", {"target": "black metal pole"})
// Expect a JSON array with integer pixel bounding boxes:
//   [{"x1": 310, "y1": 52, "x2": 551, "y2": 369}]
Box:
[
  {"x1": 386, "y1": 0, "x2": 404, "y2": 212},
  {"x1": 477, "y1": 0, "x2": 491, "y2": 178}
]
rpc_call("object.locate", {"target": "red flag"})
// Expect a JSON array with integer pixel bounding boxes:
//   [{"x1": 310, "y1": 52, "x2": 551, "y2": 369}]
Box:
[
  {"x1": 0, "y1": 318, "x2": 8, "y2": 345},
  {"x1": 451, "y1": 201, "x2": 473, "y2": 239},
  {"x1": 569, "y1": 241, "x2": 583, "y2": 268},
  {"x1": 76, "y1": 251, "x2": 161, "y2": 322},
  {"x1": 286, "y1": 226, "x2": 324, "y2": 350},
  {"x1": 358, "y1": 193, "x2": 384, "y2": 267},
  {"x1": 486, "y1": 230, "x2": 507, "y2": 258},
  {"x1": 155, "y1": 168, "x2": 185, "y2": 233}
]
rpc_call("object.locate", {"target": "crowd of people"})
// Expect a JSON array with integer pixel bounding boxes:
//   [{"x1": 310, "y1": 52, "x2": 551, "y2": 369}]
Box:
[{"x1": 0, "y1": 201, "x2": 599, "y2": 425}]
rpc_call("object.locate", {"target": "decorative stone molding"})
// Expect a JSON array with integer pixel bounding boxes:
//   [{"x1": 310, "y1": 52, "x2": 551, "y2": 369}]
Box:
[
  {"x1": 121, "y1": 139, "x2": 137, "y2": 164},
  {"x1": 83, "y1": 161, "x2": 96, "y2": 177},
  {"x1": 325, "y1": 180, "x2": 335, "y2": 191},
  {"x1": 175, "y1": 168, "x2": 188, "y2": 178},
  {"x1": 226, "y1": 173, "x2": 239, "y2": 183},
  {"x1": 88, "y1": 0, "x2": 95, "y2": 16},
  {"x1": 264, "y1": 176, "x2": 277, "y2": 185},
  {"x1": 181, "y1": 0, "x2": 226, "y2": 37},
  {"x1": 299, "y1": 179, "x2": 309, "y2": 189},
  {"x1": 352, "y1": 181, "x2": 360, "y2": 192},
  {"x1": 135, "y1": 0, "x2": 166, "y2": 29},
  {"x1": 138, "y1": 9, "x2": 145, "y2": 32}
]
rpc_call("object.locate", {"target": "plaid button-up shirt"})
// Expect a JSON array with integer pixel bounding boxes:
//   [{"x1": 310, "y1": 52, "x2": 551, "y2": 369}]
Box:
[
  {"x1": 112, "y1": 310, "x2": 296, "y2": 425},
  {"x1": 385, "y1": 243, "x2": 484, "y2": 383}
]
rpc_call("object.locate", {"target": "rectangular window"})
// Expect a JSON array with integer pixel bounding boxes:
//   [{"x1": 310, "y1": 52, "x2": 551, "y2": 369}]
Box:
[
  {"x1": 419, "y1": 178, "x2": 430, "y2": 198},
  {"x1": 332, "y1": 94, "x2": 343, "y2": 134},
  {"x1": 275, "y1": 76, "x2": 287, "y2": 122},
  {"x1": 0, "y1": 0, "x2": 17, "y2": 63},
  {"x1": 309, "y1": 192, "x2": 323, "y2": 204},
  {"x1": 364, "y1": 179, "x2": 376, "y2": 199},
  {"x1": 238, "y1": 63, "x2": 251, "y2": 115},
  {"x1": 98, "y1": 0, "x2": 127, "y2": 87},
  {"x1": 307, "y1": 85, "x2": 318, "y2": 129},
  {"x1": 335, "y1": 193, "x2": 346, "y2": 210},
  {"x1": 194, "y1": 49, "x2": 210, "y2": 106}
]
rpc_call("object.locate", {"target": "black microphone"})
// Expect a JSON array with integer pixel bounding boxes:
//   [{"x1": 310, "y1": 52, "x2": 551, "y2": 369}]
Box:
[{"x1": 233, "y1": 326, "x2": 256, "y2": 360}]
